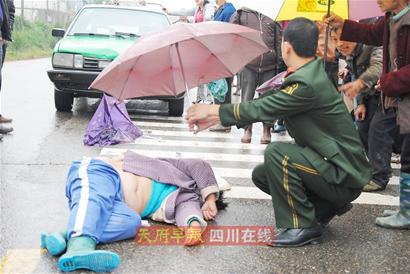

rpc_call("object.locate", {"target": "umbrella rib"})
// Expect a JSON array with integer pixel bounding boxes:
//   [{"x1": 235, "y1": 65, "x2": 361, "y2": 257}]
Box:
[
  {"x1": 118, "y1": 55, "x2": 142, "y2": 100},
  {"x1": 192, "y1": 37, "x2": 236, "y2": 76},
  {"x1": 169, "y1": 43, "x2": 179, "y2": 98},
  {"x1": 193, "y1": 34, "x2": 267, "y2": 76}
]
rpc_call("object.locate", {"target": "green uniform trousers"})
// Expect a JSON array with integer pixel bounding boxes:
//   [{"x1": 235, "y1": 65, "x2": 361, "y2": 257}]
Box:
[{"x1": 252, "y1": 142, "x2": 362, "y2": 229}]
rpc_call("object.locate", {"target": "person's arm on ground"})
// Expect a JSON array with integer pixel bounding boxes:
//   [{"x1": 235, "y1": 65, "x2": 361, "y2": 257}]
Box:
[{"x1": 161, "y1": 157, "x2": 220, "y2": 201}]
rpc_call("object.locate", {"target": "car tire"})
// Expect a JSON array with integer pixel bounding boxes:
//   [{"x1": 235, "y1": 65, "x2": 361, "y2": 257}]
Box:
[
  {"x1": 54, "y1": 89, "x2": 74, "y2": 112},
  {"x1": 168, "y1": 98, "x2": 184, "y2": 117}
]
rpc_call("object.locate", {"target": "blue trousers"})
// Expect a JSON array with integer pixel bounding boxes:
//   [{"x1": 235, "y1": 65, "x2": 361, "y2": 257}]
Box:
[{"x1": 66, "y1": 157, "x2": 141, "y2": 244}]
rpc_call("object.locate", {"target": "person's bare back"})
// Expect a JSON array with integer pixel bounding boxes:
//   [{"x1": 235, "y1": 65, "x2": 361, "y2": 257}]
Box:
[{"x1": 97, "y1": 155, "x2": 152, "y2": 214}]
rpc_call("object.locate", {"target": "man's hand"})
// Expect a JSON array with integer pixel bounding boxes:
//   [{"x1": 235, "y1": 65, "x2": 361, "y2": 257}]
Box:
[
  {"x1": 201, "y1": 194, "x2": 218, "y2": 221},
  {"x1": 375, "y1": 79, "x2": 381, "y2": 91},
  {"x1": 323, "y1": 12, "x2": 345, "y2": 33},
  {"x1": 354, "y1": 104, "x2": 367, "y2": 121},
  {"x1": 338, "y1": 68, "x2": 350, "y2": 82},
  {"x1": 186, "y1": 104, "x2": 221, "y2": 134},
  {"x1": 339, "y1": 79, "x2": 365, "y2": 99}
]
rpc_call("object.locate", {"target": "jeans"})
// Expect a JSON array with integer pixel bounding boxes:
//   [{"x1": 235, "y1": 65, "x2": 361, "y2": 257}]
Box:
[
  {"x1": 368, "y1": 106, "x2": 400, "y2": 186},
  {"x1": 400, "y1": 134, "x2": 410, "y2": 174}
]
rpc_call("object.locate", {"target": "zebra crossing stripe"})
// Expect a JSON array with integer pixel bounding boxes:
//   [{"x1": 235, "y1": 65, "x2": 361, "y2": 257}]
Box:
[
  {"x1": 224, "y1": 186, "x2": 399, "y2": 206},
  {"x1": 140, "y1": 129, "x2": 293, "y2": 141},
  {"x1": 101, "y1": 148, "x2": 265, "y2": 162},
  {"x1": 133, "y1": 136, "x2": 267, "y2": 151},
  {"x1": 100, "y1": 148, "x2": 399, "y2": 186},
  {"x1": 130, "y1": 115, "x2": 185, "y2": 122}
]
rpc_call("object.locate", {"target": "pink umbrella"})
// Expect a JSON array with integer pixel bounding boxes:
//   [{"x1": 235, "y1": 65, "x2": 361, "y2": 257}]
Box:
[{"x1": 90, "y1": 22, "x2": 269, "y2": 100}]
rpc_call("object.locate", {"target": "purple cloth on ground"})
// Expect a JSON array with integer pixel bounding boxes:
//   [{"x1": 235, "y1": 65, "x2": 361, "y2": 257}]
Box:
[
  {"x1": 84, "y1": 94, "x2": 143, "y2": 146},
  {"x1": 256, "y1": 71, "x2": 287, "y2": 94}
]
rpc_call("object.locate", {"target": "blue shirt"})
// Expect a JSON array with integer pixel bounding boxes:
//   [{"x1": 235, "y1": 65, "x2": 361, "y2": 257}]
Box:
[
  {"x1": 214, "y1": 2, "x2": 236, "y2": 22},
  {"x1": 0, "y1": 0, "x2": 4, "y2": 23}
]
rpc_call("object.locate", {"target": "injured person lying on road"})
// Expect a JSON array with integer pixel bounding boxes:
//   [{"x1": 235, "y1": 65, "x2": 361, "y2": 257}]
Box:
[{"x1": 40, "y1": 150, "x2": 227, "y2": 272}]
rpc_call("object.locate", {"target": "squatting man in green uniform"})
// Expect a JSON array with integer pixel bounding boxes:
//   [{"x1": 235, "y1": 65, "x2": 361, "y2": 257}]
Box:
[{"x1": 187, "y1": 18, "x2": 371, "y2": 247}]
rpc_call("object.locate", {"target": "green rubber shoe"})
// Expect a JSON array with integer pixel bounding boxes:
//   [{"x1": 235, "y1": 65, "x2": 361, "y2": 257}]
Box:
[
  {"x1": 381, "y1": 209, "x2": 399, "y2": 217},
  {"x1": 40, "y1": 232, "x2": 67, "y2": 256},
  {"x1": 375, "y1": 213, "x2": 410, "y2": 229},
  {"x1": 58, "y1": 236, "x2": 120, "y2": 272}
]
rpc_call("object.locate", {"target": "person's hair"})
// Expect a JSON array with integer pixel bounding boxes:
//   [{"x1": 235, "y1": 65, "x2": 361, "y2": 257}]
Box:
[
  {"x1": 216, "y1": 191, "x2": 228, "y2": 210},
  {"x1": 283, "y1": 17, "x2": 319, "y2": 58}
]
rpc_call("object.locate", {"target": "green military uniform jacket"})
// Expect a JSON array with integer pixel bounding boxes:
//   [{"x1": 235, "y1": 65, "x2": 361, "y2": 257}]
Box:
[{"x1": 220, "y1": 58, "x2": 371, "y2": 188}]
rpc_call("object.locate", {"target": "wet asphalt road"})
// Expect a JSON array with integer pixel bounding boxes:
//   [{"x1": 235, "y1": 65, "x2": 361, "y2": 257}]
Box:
[{"x1": 0, "y1": 58, "x2": 409, "y2": 274}]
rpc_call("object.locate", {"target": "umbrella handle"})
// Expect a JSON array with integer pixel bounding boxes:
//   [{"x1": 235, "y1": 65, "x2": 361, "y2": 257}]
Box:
[
  {"x1": 175, "y1": 43, "x2": 199, "y2": 133},
  {"x1": 323, "y1": 0, "x2": 332, "y2": 66},
  {"x1": 175, "y1": 43, "x2": 192, "y2": 103}
]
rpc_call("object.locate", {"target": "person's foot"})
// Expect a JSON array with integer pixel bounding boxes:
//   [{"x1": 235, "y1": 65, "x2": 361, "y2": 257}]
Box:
[
  {"x1": 0, "y1": 124, "x2": 13, "y2": 134},
  {"x1": 41, "y1": 232, "x2": 67, "y2": 256},
  {"x1": 268, "y1": 225, "x2": 324, "y2": 247},
  {"x1": 209, "y1": 124, "x2": 231, "y2": 132},
  {"x1": 375, "y1": 212, "x2": 410, "y2": 229},
  {"x1": 241, "y1": 128, "x2": 252, "y2": 143},
  {"x1": 381, "y1": 209, "x2": 399, "y2": 217},
  {"x1": 317, "y1": 203, "x2": 353, "y2": 227},
  {"x1": 272, "y1": 122, "x2": 286, "y2": 133},
  {"x1": 58, "y1": 236, "x2": 120, "y2": 272},
  {"x1": 391, "y1": 153, "x2": 400, "y2": 164},
  {"x1": 0, "y1": 115, "x2": 12, "y2": 123},
  {"x1": 363, "y1": 180, "x2": 385, "y2": 192}
]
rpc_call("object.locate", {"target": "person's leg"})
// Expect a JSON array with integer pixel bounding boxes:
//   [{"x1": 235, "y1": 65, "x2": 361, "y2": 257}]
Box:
[
  {"x1": 376, "y1": 134, "x2": 410, "y2": 228},
  {"x1": 58, "y1": 158, "x2": 136, "y2": 272},
  {"x1": 264, "y1": 142, "x2": 358, "y2": 229},
  {"x1": 262, "y1": 143, "x2": 361, "y2": 247},
  {"x1": 365, "y1": 107, "x2": 398, "y2": 191},
  {"x1": 357, "y1": 96, "x2": 379, "y2": 152},
  {"x1": 239, "y1": 67, "x2": 258, "y2": 142},
  {"x1": 258, "y1": 70, "x2": 277, "y2": 144},
  {"x1": 196, "y1": 84, "x2": 212, "y2": 103},
  {"x1": 252, "y1": 163, "x2": 270, "y2": 195}
]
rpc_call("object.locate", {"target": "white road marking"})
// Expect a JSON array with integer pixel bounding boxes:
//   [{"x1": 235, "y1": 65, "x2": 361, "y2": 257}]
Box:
[
  {"x1": 224, "y1": 186, "x2": 399, "y2": 206},
  {"x1": 99, "y1": 115, "x2": 402, "y2": 207},
  {"x1": 133, "y1": 136, "x2": 267, "y2": 151}
]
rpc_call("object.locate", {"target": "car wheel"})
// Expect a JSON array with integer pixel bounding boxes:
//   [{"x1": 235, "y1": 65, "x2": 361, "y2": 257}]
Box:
[
  {"x1": 54, "y1": 89, "x2": 74, "y2": 112},
  {"x1": 168, "y1": 98, "x2": 184, "y2": 117}
]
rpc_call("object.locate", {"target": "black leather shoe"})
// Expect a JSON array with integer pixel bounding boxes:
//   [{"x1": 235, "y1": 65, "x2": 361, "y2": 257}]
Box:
[
  {"x1": 268, "y1": 225, "x2": 324, "y2": 247},
  {"x1": 317, "y1": 203, "x2": 353, "y2": 227}
]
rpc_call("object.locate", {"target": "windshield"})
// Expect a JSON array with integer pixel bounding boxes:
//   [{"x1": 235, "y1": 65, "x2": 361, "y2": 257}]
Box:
[{"x1": 68, "y1": 8, "x2": 170, "y2": 37}]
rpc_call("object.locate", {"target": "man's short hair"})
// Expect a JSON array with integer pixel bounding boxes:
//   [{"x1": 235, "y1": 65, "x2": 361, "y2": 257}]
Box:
[{"x1": 284, "y1": 17, "x2": 319, "y2": 58}]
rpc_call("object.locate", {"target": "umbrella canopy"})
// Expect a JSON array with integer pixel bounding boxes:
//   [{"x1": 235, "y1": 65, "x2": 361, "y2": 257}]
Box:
[
  {"x1": 90, "y1": 21, "x2": 269, "y2": 100},
  {"x1": 84, "y1": 94, "x2": 143, "y2": 146},
  {"x1": 276, "y1": 0, "x2": 382, "y2": 21}
]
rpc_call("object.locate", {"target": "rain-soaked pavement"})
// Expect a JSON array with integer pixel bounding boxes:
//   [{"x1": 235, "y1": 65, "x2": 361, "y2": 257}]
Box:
[{"x1": 0, "y1": 58, "x2": 409, "y2": 273}]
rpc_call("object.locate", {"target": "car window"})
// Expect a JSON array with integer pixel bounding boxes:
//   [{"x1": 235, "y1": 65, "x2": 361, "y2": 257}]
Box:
[{"x1": 68, "y1": 8, "x2": 170, "y2": 37}]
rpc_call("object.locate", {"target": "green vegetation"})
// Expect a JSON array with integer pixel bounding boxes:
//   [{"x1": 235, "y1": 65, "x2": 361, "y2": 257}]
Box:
[{"x1": 6, "y1": 16, "x2": 60, "y2": 61}]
